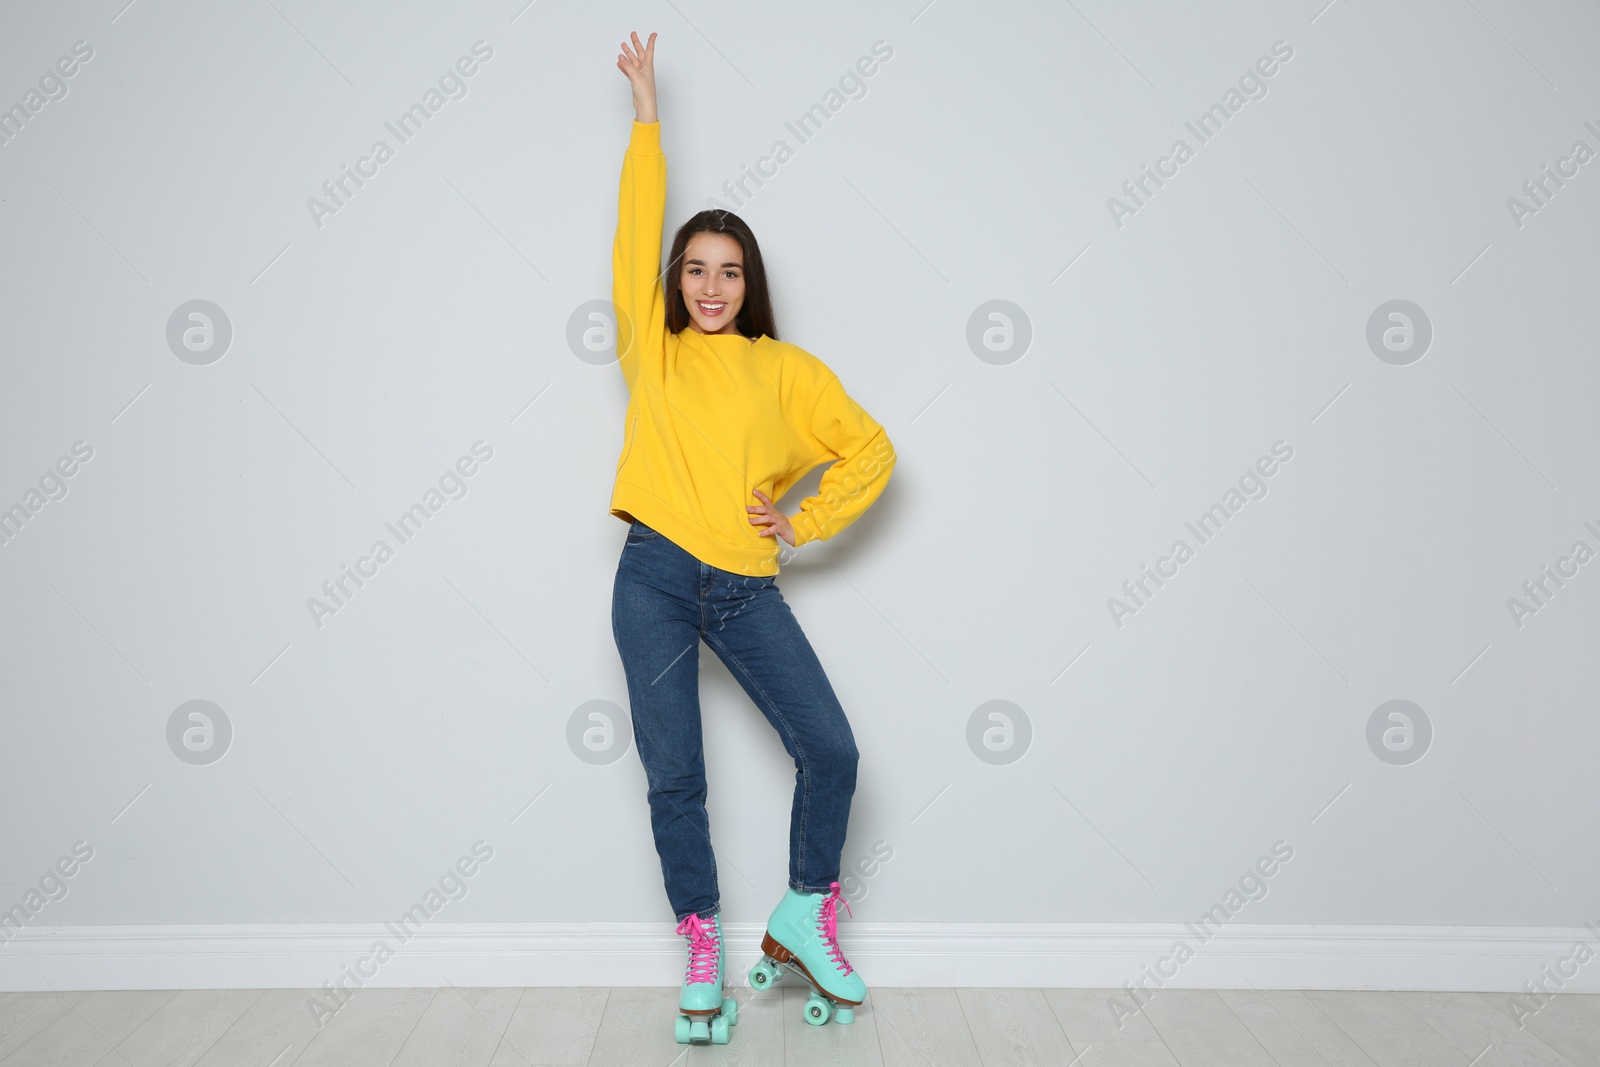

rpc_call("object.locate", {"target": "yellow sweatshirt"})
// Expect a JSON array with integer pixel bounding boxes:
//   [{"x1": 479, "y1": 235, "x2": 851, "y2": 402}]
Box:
[{"x1": 609, "y1": 120, "x2": 895, "y2": 577}]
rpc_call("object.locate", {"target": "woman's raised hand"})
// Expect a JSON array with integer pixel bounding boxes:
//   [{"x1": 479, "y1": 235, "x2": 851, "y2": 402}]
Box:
[{"x1": 617, "y1": 30, "x2": 658, "y2": 124}]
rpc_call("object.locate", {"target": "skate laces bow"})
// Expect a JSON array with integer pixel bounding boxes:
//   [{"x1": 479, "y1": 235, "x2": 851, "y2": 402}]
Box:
[
  {"x1": 818, "y1": 881, "x2": 854, "y2": 976},
  {"x1": 675, "y1": 913, "x2": 720, "y2": 984}
]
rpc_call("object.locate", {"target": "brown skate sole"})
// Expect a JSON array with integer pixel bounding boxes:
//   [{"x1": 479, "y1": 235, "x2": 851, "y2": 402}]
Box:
[{"x1": 761, "y1": 931, "x2": 863, "y2": 1007}]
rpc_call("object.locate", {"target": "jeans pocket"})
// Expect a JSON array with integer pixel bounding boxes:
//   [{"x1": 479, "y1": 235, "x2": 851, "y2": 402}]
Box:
[{"x1": 625, "y1": 519, "x2": 660, "y2": 545}]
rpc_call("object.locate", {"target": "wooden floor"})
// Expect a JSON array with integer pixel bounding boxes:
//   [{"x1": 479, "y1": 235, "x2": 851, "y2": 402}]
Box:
[{"x1": 0, "y1": 985, "x2": 1592, "y2": 1066}]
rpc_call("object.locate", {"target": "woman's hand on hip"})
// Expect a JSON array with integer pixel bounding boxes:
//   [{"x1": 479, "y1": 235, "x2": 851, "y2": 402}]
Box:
[{"x1": 748, "y1": 489, "x2": 796, "y2": 547}]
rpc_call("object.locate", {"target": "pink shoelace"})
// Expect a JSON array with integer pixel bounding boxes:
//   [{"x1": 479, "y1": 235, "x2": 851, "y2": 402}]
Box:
[
  {"x1": 817, "y1": 881, "x2": 855, "y2": 976},
  {"x1": 676, "y1": 913, "x2": 720, "y2": 984}
]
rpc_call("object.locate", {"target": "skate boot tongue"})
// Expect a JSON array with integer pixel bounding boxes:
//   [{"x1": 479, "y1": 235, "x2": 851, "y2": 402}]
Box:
[
  {"x1": 818, "y1": 882, "x2": 853, "y2": 976},
  {"x1": 676, "y1": 913, "x2": 721, "y2": 984}
]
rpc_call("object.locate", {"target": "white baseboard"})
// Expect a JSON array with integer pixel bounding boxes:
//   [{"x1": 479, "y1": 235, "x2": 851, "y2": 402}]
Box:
[{"x1": 1, "y1": 923, "x2": 1593, "y2": 994}]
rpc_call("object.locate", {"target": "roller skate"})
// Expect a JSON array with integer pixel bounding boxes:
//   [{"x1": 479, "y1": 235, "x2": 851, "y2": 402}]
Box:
[
  {"x1": 673, "y1": 911, "x2": 738, "y2": 1044},
  {"x1": 746, "y1": 881, "x2": 866, "y2": 1026}
]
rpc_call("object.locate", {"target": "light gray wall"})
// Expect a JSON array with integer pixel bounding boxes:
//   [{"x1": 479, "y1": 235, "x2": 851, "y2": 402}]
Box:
[{"x1": 1, "y1": 0, "x2": 1594, "y2": 934}]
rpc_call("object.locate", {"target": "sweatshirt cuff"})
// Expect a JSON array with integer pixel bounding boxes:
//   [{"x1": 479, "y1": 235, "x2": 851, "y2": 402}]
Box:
[
  {"x1": 790, "y1": 514, "x2": 818, "y2": 548},
  {"x1": 629, "y1": 120, "x2": 661, "y2": 154}
]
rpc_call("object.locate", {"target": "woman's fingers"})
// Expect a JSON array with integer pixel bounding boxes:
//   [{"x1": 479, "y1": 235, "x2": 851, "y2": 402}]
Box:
[
  {"x1": 631, "y1": 31, "x2": 656, "y2": 76},
  {"x1": 624, "y1": 31, "x2": 653, "y2": 65},
  {"x1": 618, "y1": 31, "x2": 656, "y2": 81}
]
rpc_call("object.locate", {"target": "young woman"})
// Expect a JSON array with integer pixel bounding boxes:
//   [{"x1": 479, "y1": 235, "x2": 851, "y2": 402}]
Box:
[{"x1": 608, "y1": 30, "x2": 896, "y2": 1043}]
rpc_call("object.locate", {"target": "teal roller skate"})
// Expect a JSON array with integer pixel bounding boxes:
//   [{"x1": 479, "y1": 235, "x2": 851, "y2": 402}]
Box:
[
  {"x1": 673, "y1": 911, "x2": 737, "y2": 1044},
  {"x1": 746, "y1": 881, "x2": 865, "y2": 1026}
]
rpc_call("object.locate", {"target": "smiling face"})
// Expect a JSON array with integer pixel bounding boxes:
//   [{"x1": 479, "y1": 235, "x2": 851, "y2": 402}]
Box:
[{"x1": 680, "y1": 231, "x2": 746, "y2": 335}]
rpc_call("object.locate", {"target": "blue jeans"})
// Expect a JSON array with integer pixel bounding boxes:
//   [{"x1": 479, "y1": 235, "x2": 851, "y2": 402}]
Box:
[{"x1": 611, "y1": 518, "x2": 859, "y2": 923}]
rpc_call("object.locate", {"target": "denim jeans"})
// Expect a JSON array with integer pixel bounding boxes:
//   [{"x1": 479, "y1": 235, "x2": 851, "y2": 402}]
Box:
[{"x1": 611, "y1": 518, "x2": 859, "y2": 922}]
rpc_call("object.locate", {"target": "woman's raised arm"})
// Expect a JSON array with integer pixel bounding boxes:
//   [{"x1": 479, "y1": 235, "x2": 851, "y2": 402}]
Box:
[{"x1": 612, "y1": 30, "x2": 666, "y2": 394}]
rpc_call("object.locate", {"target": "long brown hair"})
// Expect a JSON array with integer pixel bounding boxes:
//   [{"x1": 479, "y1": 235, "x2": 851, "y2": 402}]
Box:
[{"x1": 664, "y1": 209, "x2": 778, "y2": 341}]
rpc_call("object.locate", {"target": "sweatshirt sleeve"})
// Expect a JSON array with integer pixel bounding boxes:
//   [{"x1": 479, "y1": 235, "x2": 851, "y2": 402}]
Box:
[
  {"x1": 788, "y1": 373, "x2": 896, "y2": 548},
  {"x1": 612, "y1": 120, "x2": 667, "y2": 395}
]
